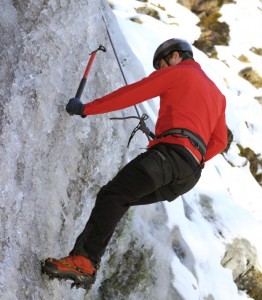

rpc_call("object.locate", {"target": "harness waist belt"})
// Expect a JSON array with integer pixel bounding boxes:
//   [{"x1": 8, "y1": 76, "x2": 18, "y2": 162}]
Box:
[{"x1": 157, "y1": 128, "x2": 207, "y2": 158}]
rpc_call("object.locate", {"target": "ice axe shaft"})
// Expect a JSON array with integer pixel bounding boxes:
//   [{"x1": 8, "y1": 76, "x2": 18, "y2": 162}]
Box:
[{"x1": 75, "y1": 44, "x2": 106, "y2": 99}]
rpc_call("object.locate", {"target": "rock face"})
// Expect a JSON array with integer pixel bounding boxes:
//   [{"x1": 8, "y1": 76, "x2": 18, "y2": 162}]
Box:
[
  {"x1": 221, "y1": 238, "x2": 262, "y2": 300},
  {"x1": 238, "y1": 67, "x2": 262, "y2": 89},
  {"x1": 177, "y1": 0, "x2": 233, "y2": 57}
]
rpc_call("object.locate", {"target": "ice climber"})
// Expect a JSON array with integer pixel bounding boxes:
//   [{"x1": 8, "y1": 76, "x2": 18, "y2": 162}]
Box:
[{"x1": 41, "y1": 38, "x2": 228, "y2": 290}]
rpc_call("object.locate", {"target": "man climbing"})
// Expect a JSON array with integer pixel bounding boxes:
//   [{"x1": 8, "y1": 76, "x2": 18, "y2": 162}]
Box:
[{"x1": 41, "y1": 38, "x2": 227, "y2": 290}]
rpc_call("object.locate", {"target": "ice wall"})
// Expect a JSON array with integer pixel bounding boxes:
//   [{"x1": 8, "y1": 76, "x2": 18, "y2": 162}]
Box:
[
  {"x1": 2, "y1": 1, "x2": 261, "y2": 299},
  {"x1": 0, "y1": 0, "x2": 162, "y2": 299}
]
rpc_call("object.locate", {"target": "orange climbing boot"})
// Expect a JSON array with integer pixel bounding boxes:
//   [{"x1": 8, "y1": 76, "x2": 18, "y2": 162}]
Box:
[{"x1": 41, "y1": 255, "x2": 98, "y2": 290}]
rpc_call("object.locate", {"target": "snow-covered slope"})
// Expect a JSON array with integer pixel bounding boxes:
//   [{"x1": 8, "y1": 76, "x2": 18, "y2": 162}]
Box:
[
  {"x1": 0, "y1": 0, "x2": 262, "y2": 299},
  {"x1": 109, "y1": 1, "x2": 262, "y2": 299}
]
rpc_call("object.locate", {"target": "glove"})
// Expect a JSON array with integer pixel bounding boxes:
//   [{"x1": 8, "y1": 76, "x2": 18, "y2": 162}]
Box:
[{"x1": 66, "y1": 98, "x2": 84, "y2": 116}]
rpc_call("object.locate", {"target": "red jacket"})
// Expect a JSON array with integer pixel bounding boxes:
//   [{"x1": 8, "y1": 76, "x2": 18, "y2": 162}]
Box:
[{"x1": 83, "y1": 60, "x2": 227, "y2": 162}]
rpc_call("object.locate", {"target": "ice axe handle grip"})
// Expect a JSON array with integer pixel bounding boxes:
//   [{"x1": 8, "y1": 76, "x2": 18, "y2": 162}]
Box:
[{"x1": 75, "y1": 78, "x2": 87, "y2": 99}]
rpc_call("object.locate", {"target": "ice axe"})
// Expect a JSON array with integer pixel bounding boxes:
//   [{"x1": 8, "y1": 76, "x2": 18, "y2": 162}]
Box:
[{"x1": 75, "y1": 44, "x2": 106, "y2": 99}]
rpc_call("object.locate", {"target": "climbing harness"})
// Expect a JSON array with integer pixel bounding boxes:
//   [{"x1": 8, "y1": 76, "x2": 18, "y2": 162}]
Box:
[{"x1": 158, "y1": 128, "x2": 207, "y2": 162}]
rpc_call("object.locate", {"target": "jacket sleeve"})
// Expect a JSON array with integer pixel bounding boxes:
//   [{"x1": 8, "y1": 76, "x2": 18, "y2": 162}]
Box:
[
  {"x1": 82, "y1": 69, "x2": 174, "y2": 116},
  {"x1": 205, "y1": 106, "x2": 227, "y2": 161}
]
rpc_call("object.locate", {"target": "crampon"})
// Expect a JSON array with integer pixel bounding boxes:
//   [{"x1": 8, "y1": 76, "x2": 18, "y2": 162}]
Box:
[{"x1": 41, "y1": 255, "x2": 98, "y2": 290}]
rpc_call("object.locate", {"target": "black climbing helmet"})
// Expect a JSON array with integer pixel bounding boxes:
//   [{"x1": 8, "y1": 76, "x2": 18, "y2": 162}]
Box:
[{"x1": 153, "y1": 38, "x2": 193, "y2": 69}]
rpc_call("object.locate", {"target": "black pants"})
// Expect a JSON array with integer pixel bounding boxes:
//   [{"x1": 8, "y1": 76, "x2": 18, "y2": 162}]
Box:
[{"x1": 70, "y1": 143, "x2": 202, "y2": 263}]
